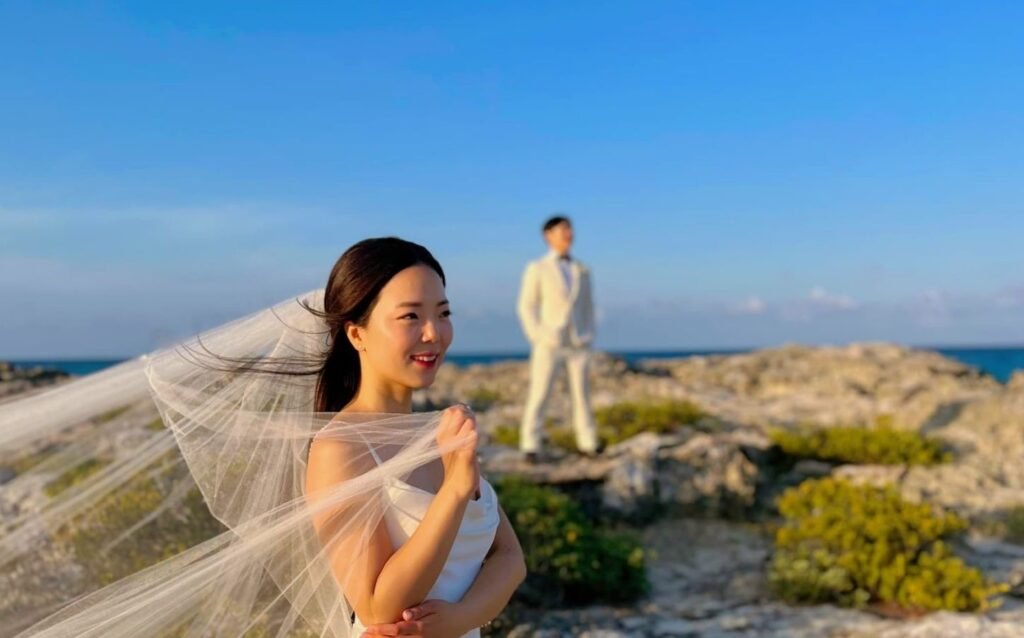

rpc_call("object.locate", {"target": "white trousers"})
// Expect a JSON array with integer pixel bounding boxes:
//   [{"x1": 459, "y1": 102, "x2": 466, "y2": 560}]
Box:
[{"x1": 519, "y1": 345, "x2": 598, "y2": 453}]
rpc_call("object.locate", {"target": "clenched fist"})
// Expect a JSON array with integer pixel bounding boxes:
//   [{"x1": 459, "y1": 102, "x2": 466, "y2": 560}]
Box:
[{"x1": 435, "y1": 405, "x2": 480, "y2": 502}]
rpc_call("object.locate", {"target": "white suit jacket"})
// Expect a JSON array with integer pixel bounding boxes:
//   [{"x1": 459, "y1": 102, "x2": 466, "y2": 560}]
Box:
[{"x1": 517, "y1": 252, "x2": 595, "y2": 349}]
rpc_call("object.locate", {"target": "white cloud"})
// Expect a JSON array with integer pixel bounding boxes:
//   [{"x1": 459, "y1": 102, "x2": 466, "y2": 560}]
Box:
[
  {"x1": 995, "y1": 284, "x2": 1024, "y2": 308},
  {"x1": 808, "y1": 286, "x2": 858, "y2": 310},
  {"x1": 730, "y1": 296, "x2": 767, "y2": 315},
  {"x1": 775, "y1": 287, "x2": 859, "y2": 322}
]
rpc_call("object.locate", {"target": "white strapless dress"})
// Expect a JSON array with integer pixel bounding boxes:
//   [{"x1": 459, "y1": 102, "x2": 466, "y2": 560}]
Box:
[{"x1": 349, "y1": 472, "x2": 500, "y2": 638}]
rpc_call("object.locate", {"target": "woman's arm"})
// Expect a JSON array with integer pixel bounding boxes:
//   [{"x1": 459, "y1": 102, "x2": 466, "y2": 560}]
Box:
[
  {"x1": 451, "y1": 505, "x2": 527, "y2": 628},
  {"x1": 305, "y1": 410, "x2": 479, "y2": 624},
  {"x1": 367, "y1": 505, "x2": 526, "y2": 637}
]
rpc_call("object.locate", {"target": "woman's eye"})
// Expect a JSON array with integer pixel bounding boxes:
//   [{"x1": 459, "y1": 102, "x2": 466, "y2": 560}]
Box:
[
  {"x1": 441, "y1": 310, "x2": 453, "y2": 318},
  {"x1": 399, "y1": 313, "x2": 418, "y2": 320}
]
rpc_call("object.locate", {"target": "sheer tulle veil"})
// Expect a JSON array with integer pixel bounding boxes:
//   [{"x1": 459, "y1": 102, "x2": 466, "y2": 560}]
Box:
[{"x1": 0, "y1": 288, "x2": 464, "y2": 637}]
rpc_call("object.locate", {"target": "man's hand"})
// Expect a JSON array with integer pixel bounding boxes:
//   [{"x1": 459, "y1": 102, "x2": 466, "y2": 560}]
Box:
[{"x1": 360, "y1": 600, "x2": 469, "y2": 638}]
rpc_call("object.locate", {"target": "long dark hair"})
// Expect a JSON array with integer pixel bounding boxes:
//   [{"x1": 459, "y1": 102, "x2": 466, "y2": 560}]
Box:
[
  {"x1": 181, "y1": 237, "x2": 446, "y2": 413},
  {"x1": 310, "y1": 237, "x2": 445, "y2": 412}
]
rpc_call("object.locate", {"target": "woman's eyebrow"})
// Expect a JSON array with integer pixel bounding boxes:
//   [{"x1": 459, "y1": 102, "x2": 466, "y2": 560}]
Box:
[{"x1": 396, "y1": 299, "x2": 450, "y2": 308}]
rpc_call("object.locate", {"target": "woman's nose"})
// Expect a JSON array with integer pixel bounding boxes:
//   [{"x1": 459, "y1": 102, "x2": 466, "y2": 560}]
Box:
[{"x1": 422, "y1": 320, "x2": 438, "y2": 342}]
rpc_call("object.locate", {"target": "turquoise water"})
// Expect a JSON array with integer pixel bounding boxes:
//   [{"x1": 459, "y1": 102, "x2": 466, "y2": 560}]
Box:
[
  {"x1": 447, "y1": 347, "x2": 1024, "y2": 383},
  {"x1": 933, "y1": 348, "x2": 1024, "y2": 384},
  {"x1": 10, "y1": 347, "x2": 1024, "y2": 384},
  {"x1": 9, "y1": 359, "x2": 125, "y2": 377}
]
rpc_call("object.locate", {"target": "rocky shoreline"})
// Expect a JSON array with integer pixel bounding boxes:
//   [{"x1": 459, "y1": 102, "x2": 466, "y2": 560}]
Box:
[
  {"x1": 0, "y1": 362, "x2": 68, "y2": 402},
  {"x1": 432, "y1": 344, "x2": 1024, "y2": 636},
  {"x1": 3, "y1": 344, "x2": 1024, "y2": 637}
]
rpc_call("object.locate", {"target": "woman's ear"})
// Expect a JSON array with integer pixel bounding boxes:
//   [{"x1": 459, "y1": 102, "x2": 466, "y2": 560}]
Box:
[{"x1": 345, "y1": 323, "x2": 365, "y2": 352}]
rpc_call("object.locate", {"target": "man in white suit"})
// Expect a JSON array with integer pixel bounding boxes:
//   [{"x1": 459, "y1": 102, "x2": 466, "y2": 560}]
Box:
[{"x1": 517, "y1": 215, "x2": 601, "y2": 461}]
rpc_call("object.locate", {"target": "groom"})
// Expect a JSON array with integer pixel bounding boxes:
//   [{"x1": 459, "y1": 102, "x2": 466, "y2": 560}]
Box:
[{"x1": 517, "y1": 215, "x2": 601, "y2": 461}]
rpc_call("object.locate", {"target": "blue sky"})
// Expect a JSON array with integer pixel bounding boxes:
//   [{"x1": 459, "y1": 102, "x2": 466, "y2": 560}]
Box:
[{"x1": 2, "y1": 2, "x2": 1023, "y2": 357}]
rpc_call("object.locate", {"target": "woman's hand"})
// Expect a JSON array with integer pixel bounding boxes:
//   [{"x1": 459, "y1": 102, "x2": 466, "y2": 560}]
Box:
[
  {"x1": 360, "y1": 600, "x2": 469, "y2": 637},
  {"x1": 436, "y1": 405, "x2": 479, "y2": 501}
]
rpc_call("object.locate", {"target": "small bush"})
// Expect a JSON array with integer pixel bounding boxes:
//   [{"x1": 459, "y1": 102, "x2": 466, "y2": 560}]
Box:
[
  {"x1": 467, "y1": 387, "x2": 504, "y2": 411},
  {"x1": 770, "y1": 425, "x2": 951, "y2": 466},
  {"x1": 96, "y1": 405, "x2": 131, "y2": 423},
  {"x1": 548, "y1": 426, "x2": 578, "y2": 452},
  {"x1": 44, "y1": 458, "x2": 111, "y2": 497},
  {"x1": 1004, "y1": 507, "x2": 1024, "y2": 544},
  {"x1": 769, "y1": 477, "x2": 1006, "y2": 613},
  {"x1": 494, "y1": 476, "x2": 647, "y2": 606},
  {"x1": 594, "y1": 400, "x2": 705, "y2": 445},
  {"x1": 489, "y1": 418, "x2": 559, "y2": 449},
  {"x1": 9, "y1": 446, "x2": 58, "y2": 475},
  {"x1": 874, "y1": 414, "x2": 896, "y2": 429},
  {"x1": 490, "y1": 400, "x2": 704, "y2": 451},
  {"x1": 491, "y1": 424, "x2": 521, "y2": 448},
  {"x1": 56, "y1": 459, "x2": 225, "y2": 585}
]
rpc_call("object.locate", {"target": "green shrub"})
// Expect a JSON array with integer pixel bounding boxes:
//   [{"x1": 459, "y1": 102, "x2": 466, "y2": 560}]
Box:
[
  {"x1": 491, "y1": 424, "x2": 521, "y2": 448},
  {"x1": 975, "y1": 507, "x2": 1024, "y2": 543},
  {"x1": 55, "y1": 459, "x2": 225, "y2": 585},
  {"x1": 494, "y1": 476, "x2": 647, "y2": 606},
  {"x1": 769, "y1": 477, "x2": 1006, "y2": 613},
  {"x1": 490, "y1": 418, "x2": 559, "y2": 449},
  {"x1": 548, "y1": 425, "x2": 578, "y2": 452},
  {"x1": 874, "y1": 414, "x2": 896, "y2": 429},
  {"x1": 1004, "y1": 507, "x2": 1024, "y2": 544},
  {"x1": 96, "y1": 405, "x2": 131, "y2": 423},
  {"x1": 490, "y1": 400, "x2": 704, "y2": 451},
  {"x1": 594, "y1": 400, "x2": 705, "y2": 445},
  {"x1": 770, "y1": 425, "x2": 951, "y2": 466},
  {"x1": 467, "y1": 387, "x2": 504, "y2": 411},
  {"x1": 44, "y1": 458, "x2": 111, "y2": 497},
  {"x1": 9, "y1": 446, "x2": 58, "y2": 475}
]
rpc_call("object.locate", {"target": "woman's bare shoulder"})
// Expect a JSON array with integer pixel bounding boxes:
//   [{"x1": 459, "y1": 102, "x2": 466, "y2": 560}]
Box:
[{"x1": 306, "y1": 427, "x2": 376, "y2": 483}]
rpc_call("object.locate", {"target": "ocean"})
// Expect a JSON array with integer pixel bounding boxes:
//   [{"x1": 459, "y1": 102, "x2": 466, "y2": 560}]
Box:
[{"x1": 8, "y1": 347, "x2": 1024, "y2": 384}]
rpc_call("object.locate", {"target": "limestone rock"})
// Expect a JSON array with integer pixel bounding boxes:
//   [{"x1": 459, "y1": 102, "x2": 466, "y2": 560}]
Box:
[{"x1": 657, "y1": 433, "x2": 759, "y2": 515}]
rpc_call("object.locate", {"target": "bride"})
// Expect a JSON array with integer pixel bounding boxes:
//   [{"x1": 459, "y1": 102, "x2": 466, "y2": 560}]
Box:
[
  {"x1": 0, "y1": 237, "x2": 525, "y2": 637},
  {"x1": 305, "y1": 237, "x2": 526, "y2": 636}
]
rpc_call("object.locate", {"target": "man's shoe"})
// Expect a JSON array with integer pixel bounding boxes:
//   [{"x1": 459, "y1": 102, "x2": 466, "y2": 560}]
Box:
[{"x1": 522, "y1": 451, "x2": 540, "y2": 465}]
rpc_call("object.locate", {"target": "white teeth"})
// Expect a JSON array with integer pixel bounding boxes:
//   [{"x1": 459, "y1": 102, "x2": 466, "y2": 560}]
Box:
[{"x1": 411, "y1": 354, "x2": 437, "y2": 362}]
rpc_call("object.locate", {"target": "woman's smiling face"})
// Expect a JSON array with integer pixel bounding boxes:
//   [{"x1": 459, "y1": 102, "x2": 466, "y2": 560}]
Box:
[{"x1": 352, "y1": 264, "x2": 453, "y2": 391}]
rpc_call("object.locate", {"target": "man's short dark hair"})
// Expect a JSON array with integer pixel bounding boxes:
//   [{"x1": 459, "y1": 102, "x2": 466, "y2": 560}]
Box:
[{"x1": 542, "y1": 215, "x2": 571, "y2": 233}]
